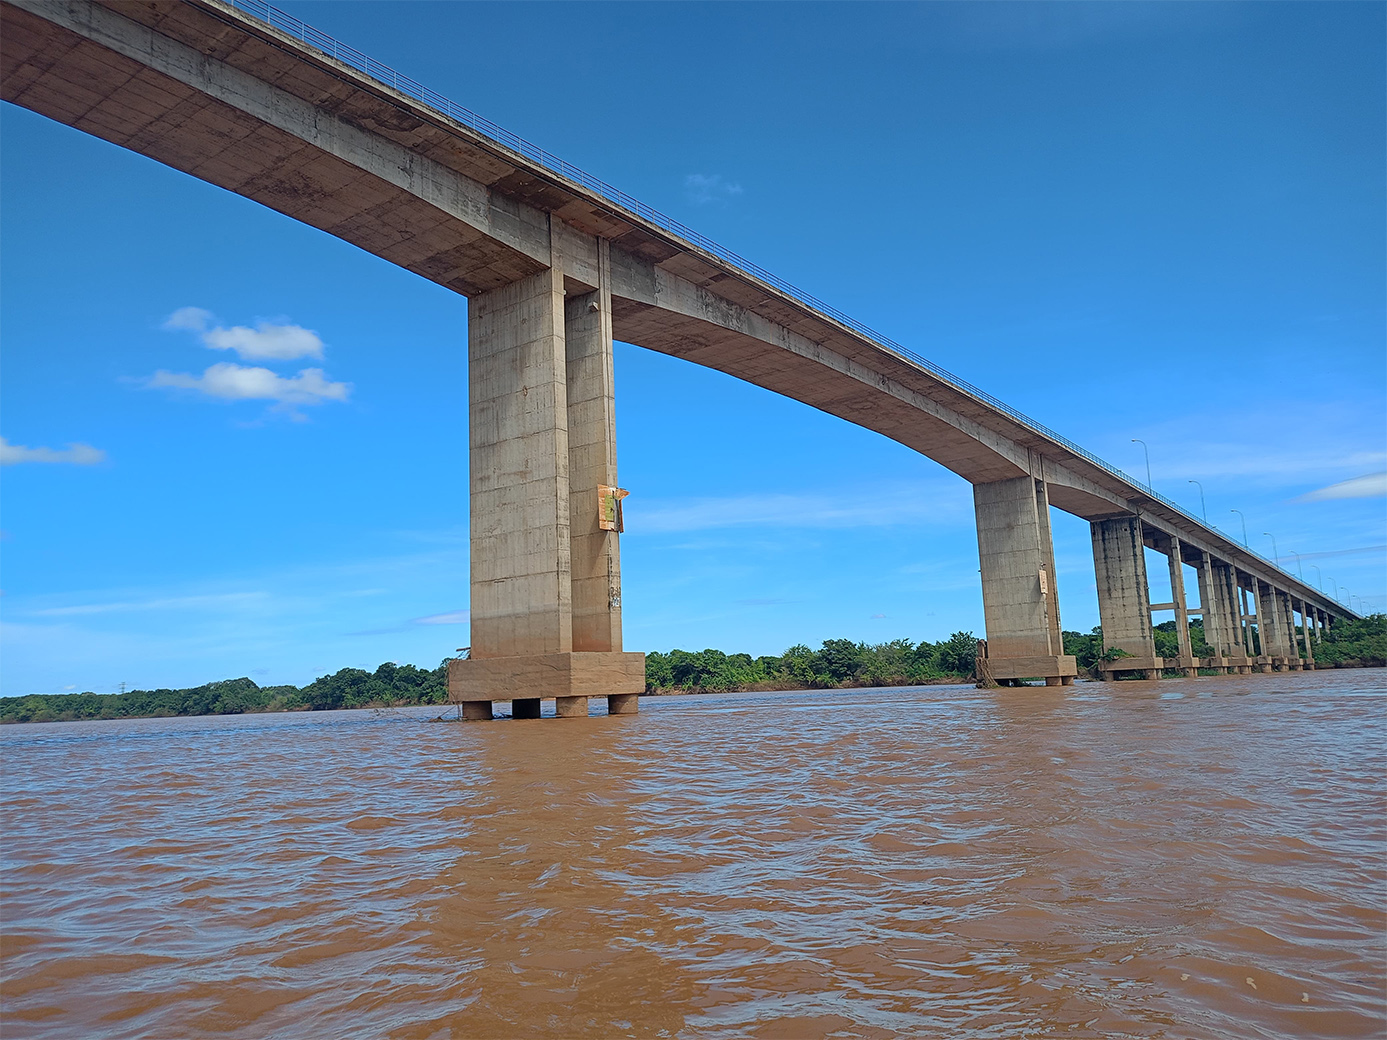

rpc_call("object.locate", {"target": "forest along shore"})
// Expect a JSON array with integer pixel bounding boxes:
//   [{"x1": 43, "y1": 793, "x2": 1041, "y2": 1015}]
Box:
[{"x1": 3, "y1": 616, "x2": 1383, "y2": 724}]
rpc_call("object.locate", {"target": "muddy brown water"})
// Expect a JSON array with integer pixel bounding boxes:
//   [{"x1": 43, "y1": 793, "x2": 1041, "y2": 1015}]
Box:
[{"x1": 2, "y1": 670, "x2": 1384, "y2": 1039}]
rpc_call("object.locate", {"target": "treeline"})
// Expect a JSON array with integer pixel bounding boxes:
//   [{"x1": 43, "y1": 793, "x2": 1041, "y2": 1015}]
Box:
[
  {"x1": 645, "y1": 632, "x2": 981, "y2": 693},
  {"x1": 4, "y1": 616, "x2": 1382, "y2": 723},
  {"x1": 1061, "y1": 614, "x2": 1386, "y2": 671},
  {"x1": 1301, "y1": 613, "x2": 1386, "y2": 667},
  {"x1": 0, "y1": 661, "x2": 451, "y2": 725}
]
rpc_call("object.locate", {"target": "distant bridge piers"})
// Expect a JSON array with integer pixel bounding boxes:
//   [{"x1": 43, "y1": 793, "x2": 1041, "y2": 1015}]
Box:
[{"x1": 1091, "y1": 515, "x2": 1325, "y2": 681}]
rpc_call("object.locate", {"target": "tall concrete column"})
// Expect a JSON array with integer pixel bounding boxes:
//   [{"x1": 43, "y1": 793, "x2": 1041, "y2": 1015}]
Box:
[
  {"x1": 1218, "y1": 562, "x2": 1250, "y2": 671},
  {"x1": 1091, "y1": 516, "x2": 1160, "y2": 679},
  {"x1": 468, "y1": 263, "x2": 572, "y2": 665},
  {"x1": 1198, "y1": 554, "x2": 1239, "y2": 671},
  {"x1": 1276, "y1": 590, "x2": 1296, "y2": 667},
  {"x1": 1280, "y1": 592, "x2": 1303, "y2": 670},
  {"x1": 1166, "y1": 537, "x2": 1196, "y2": 676},
  {"x1": 1195, "y1": 552, "x2": 1221, "y2": 656},
  {"x1": 1255, "y1": 582, "x2": 1285, "y2": 670},
  {"x1": 563, "y1": 240, "x2": 637, "y2": 715},
  {"x1": 973, "y1": 476, "x2": 1076, "y2": 684},
  {"x1": 1239, "y1": 580, "x2": 1258, "y2": 667},
  {"x1": 449, "y1": 242, "x2": 645, "y2": 718},
  {"x1": 1298, "y1": 598, "x2": 1316, "y2": 669}
]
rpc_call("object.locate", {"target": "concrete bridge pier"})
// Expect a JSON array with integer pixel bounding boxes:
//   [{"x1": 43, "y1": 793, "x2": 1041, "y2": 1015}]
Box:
[
  {"x1": 972, "y1": 476, "x2": 1077, "y2": 685},
  {"x1": 1195, "y1": 553, "x2": 1236, "y2": 674},
  {"x1": 447, "y1": 245, "x2": 645, "y2": 719},
  {"x1": 1297, "y1": 598, "x2": 1316, "y2": 669},
  {"x1": 1091, "y1": 516, "x2": 1162, "y2": 679},
  {"x1": 1253, "y1": 581, "x2": 1283, "y2": 672},
  {"x1": 1162, "y1": 536, "x2": 1198, "y2": 677},
  {"x1": 1215, "y1": 560, "x2": 1252, "y2": 673}
]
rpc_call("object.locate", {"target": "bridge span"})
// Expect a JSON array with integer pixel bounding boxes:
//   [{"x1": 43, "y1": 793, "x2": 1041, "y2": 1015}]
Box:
[{"x1": 2, "y1": 0, "x2": 1359, "y2": 716}]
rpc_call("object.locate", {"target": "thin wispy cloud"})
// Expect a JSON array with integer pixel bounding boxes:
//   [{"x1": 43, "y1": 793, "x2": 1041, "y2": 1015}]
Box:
[
  {"x1": 28, "y1": 591, "x2": 269, "y2": 617},
  {"x1": 685, "y1": 173, "x2": 743, "y2": 205},
  {"x1": 411, "y1": 609, "x2": 470, "y2": 625},
  {"x1": 164, "y1": 307, "x2": 325, "y2": 360},
  {"x1": 631, "y1": 482, "x2": 967, "y2": 534},
  {"x1": 1299, "y1": 472, "x2": 1387, "y2": 502},
  {"x1": 0, "y1": 436, "x2": 106, "y2": 466},
  {"x1": 1293, "y1": 544, "x2": 1387, "y2": 561}
]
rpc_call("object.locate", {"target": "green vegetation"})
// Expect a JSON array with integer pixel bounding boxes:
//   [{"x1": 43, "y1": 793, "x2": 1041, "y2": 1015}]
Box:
[
  {"x1": 4, "y1": 616, "x2": 1381, "y2": 723},
  {"x1": 644, "y1": 632, "x2": 980, "y2": 693},
  {"x1": 0, "y1": 661, "x2": 451, "y2": 724},
  {"x1": 1315, "y1": 613, "x2": 1387, "y2": 667},
  {"x1": 1063, "y1": 614, "x2": 1386, "y2": 674}
]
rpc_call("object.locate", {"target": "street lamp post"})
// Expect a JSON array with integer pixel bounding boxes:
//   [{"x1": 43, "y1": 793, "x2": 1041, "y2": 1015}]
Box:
[
  {"x1": 1188, "y1": 479, "x2": 1207, "y2": 522},
  {"x1": 1263, "y1": 532, "x2": 1279, "y2": 566},
  {"x1": 1131, "y1": 439, "x2": 1152, "y2": 490},
  {"x1": 1289, "y1": 550, "x2": 1304, "y2": 579},
  {"x1": 1230, "y1": 509, "x2": 1248, "y2": 547},
  {"x1": 1310, "y1": 564, "x2": 1323, "y2": 591}
]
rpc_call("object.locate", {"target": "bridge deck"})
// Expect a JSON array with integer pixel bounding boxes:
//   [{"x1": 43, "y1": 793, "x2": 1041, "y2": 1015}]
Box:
[{"x1": 0, "y1": 0, "x2": 1354, "y2": 620}]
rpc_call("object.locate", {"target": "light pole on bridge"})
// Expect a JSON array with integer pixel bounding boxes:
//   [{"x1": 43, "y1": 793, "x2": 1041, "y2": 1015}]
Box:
[
  {"x1": 1310, "y1": 564, "x2": 1323, "y2": 591},
  {"x1": 1263, "y1": 532, "x2": 1280, "y2": 567},
  {"x1": 1188, "y1": 479, "x2": 1207, "y2": 522},
  {"x1": 1288, "y1": 550, "x2": 1304, "y2": 579},
  {"x1": 1131, "y1": 439, "x2": 1152, "y2": 490},
  {"x1": 1230, "y1": 509, "x2": 1249, "y2": 547}
]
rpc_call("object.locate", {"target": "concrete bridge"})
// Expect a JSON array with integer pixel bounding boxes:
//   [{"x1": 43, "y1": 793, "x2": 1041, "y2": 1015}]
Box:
[{"x1": 2, "y1": 0, "x2": 1358, "y2": 718}]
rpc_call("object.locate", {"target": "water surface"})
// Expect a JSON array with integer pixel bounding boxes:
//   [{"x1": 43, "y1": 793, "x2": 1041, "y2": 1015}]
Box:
[{"x1": 2, "y1": 670, "x2": 1384, "y2": 1038}]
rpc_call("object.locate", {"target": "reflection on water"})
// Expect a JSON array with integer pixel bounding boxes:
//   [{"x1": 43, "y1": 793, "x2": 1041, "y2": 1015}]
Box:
[{"x1": 2, "y1": 670, "x2": 1384, "y2": 1038}]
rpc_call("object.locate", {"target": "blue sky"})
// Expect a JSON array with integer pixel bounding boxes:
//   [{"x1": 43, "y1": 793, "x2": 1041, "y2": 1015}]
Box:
[{"x1": 2, "y1": 1, "x2": 1383, "y2": 696}]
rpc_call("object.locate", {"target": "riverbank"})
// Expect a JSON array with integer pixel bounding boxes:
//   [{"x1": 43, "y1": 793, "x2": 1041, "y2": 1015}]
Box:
[{"x1": 5, "y1": 615, "x2": 1381, "y2": 722}]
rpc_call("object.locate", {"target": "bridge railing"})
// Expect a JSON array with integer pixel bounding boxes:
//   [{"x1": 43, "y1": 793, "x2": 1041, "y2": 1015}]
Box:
[{"x1": 226, "y1": 0, "x2": 1346, "y2": 611}]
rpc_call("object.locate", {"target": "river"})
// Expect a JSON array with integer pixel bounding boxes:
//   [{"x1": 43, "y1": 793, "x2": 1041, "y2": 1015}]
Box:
[{"x1": 2, "y1": 669, "x2": 1383, "y2": 1038}]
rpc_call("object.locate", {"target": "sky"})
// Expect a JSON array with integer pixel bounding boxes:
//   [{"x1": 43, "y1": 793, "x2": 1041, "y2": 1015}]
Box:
[{"x1": 2, "y1": 1, "x2": 1383, "y2": 697}]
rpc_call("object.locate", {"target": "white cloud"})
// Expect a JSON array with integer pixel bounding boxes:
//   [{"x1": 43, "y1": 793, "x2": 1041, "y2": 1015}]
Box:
[
  {"x1": 0, "y1": 436, "x2": 106, "y2": 466},
  {"x1": 1300, "y1": 472, "x2": 1387, "y2": 502},
  {"x1": 164, "y1": 307, "x2": 325, "y2": 360},
  {"x1": 149, "y1": 363, "x2": 351, "y2": 410},
  {"x1": 202, "y1": 323, "x2": 324, "y2": 361},
  {"x1": 411, "y1": 610, "x2": 470, "y2": 625},
  {"x1": 685, "y1": 173, "x2": 743, "y2": 205}
]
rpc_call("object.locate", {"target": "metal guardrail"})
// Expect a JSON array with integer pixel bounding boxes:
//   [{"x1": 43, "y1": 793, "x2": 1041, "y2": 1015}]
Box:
[{"x1": 225, "y1": 0, "x2": 1350, "y2": 611}]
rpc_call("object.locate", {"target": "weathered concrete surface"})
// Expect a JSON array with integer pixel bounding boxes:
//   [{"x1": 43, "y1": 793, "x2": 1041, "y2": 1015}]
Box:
[
  {"x1": 448, "y1": 652, "x2": 644, "y2": 703},
  {"x1": 565, "y1": 239, "x2": 622, "y2": 655},
  {"x1": 466, "y1": 263, "x2": 572, "y2": 659},
  {"x1": 1164, "y1": 536, "x2": 1196, "y2": 675},
  {"x1": 1092, "y1": 517, "x2": 1161, "y2": 678},
  {"x1": 973, "y1": 477, "x2": 1075, "y2": 682}
]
